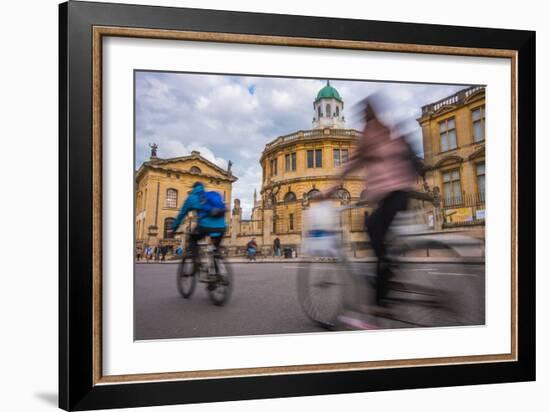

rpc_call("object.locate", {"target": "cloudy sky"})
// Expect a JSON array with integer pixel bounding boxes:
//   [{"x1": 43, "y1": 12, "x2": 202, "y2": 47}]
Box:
[{"x1": 135, "y1": 71, "x2": 471, "y2": 218}]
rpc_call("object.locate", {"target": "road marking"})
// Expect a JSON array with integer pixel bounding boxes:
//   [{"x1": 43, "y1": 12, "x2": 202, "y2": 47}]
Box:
[
  {"x1": 283, "y1": 265, "x2": 349, "y2": 271},
  {"x1": 428, "y1": 271, "x2": 477, "y2": 277}
]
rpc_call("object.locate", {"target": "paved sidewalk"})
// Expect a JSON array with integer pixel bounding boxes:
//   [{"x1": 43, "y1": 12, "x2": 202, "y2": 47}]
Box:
[{"x1": 136, "y1": 256, "x2": 485, "y2": 264}]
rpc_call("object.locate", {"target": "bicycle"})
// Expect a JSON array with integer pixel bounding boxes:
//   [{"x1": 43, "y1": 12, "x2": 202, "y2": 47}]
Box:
[
  {"x1": 177, "y1": 238, "x2": 233, "y2": 306},
  {"x1": 297, "y1": 203, "x2": 483, "y2": 330}
]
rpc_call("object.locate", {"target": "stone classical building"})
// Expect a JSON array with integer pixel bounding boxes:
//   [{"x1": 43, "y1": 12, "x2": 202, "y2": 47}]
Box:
[
  {"x1": 135, "y1": 149, "x2": 237, "y2": 250},
  {"x1": 417, "y1": 85, "x2": 486, "y2": 233},
  {"x1": 228, "y1": 81, "x2": 372, "y2": 254}
]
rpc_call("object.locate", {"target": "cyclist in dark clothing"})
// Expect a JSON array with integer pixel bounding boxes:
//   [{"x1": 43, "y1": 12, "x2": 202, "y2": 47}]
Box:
[{"x1": 325, "y1": 99, "x2": 421, "y2": 307}]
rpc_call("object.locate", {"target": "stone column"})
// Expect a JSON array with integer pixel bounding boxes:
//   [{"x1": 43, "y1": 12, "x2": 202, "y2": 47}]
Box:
[
  {"x1": 230, "y1": 199, "x2": 242, "y2": 253},
  {"x1": 340, "y1": 201, "x2": 351, "y2": 247},
  {"x1": 263, "y1": 208, "x2": 273, "y2": 248},
  {"x1": 462, "y1": 161, "x2": 477, "y2": 197}
]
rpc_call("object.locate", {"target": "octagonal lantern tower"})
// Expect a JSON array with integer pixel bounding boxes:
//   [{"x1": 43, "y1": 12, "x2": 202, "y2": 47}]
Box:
[{"x1": 312, "y1": 80, "x2": 346, "y2": 129}]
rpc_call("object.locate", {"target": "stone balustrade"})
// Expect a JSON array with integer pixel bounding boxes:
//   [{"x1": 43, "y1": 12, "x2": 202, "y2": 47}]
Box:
[
  {"x1": 263, "y1": 128, "x2": 360, "y2": 151},
  {"x1": 421, "y1": 85, "x2": 485, "y2": 116}
]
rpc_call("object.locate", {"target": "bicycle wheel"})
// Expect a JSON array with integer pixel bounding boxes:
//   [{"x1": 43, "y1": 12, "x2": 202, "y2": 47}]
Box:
[
  {"x1": 208, "y1": 257, "x2": 233, "y2": 306},
  {"x1": 385, "y1": 241, "x2": 480, "y2": 328},
  {"x1": 177, "y1": 255, "x2": 197, "y2": 298},
  {"x1": 297, "y1": 260, "x2": 355, "y2": 330}
]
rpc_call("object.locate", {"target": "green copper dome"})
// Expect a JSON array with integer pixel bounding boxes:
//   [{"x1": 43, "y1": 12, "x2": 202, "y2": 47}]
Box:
[{"x1": 315, "y1": 80, "x2": 342, "y2": 102}]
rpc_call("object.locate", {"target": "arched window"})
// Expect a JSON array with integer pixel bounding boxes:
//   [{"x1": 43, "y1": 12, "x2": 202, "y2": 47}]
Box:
[
  {"x1": 307, "y1": 189, "x2": 321, "y2": 200},
  {"x1": 165, "y1": 188, "x2": 178, "y2": 208},
  {"x1": 360, "y1": 189, "x2": 368, "y2": 201},
  {"x1": 326, "y1": 104, "x2": 331, "y2": 118},
  {"x1": 335, "y1": 106, "x2": 339, "y2": 117},
  {"x1": 190, "y1": 166, "x2": 201, "y2": 174},
  {"x1": 335, "y1": 188, "x2": 351, "y2": 203},
  {"x1": 284, "y1": 191, "x2": 297, "y2": 203},
  {"x1": 164, "y1": 217, "x2": 175, "y2": 239}
]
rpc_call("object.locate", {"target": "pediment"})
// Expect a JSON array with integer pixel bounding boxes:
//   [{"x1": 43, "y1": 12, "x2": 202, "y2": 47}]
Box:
[
  {"x1": 137, "y1": 153, "x2": 237, "y2": 182},
  {"x1": 435, "y1": 155, "x2": 464, "y2": 168},
  {"x1": 154, "y1": 157, "x2": 223, "y2": 176},
  {"x1": 433, "y1": 105, "x2": 457, "y2": 117},
  {"x1": 468, "y1": 147, "x2": 485, "y2": 161},
  {"x1": 464, "y1": 88, "x2": 485, "y2": 105}
]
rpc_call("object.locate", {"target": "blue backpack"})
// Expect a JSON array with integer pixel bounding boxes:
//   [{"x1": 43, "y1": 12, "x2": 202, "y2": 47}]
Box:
[{"x1": 199, "y1": 191, "x2": 226, "y2": 217}]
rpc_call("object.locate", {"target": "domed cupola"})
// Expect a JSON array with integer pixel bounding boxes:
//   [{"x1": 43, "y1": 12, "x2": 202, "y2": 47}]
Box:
[{"x1": 312, "y1": 80, "x2": 345, "y2": 129}]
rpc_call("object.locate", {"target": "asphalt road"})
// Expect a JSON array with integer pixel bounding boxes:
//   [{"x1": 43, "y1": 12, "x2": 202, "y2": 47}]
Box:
[{"x1": 134, "y1": 261, "x2": 485, "y2": 340}]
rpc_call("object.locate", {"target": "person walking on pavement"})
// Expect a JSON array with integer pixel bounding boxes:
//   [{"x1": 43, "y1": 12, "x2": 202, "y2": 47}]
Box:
[
  {"x1": 145, "y1": 245, "x2": 153, "y2": 263},
  {"x1": 273, "y1": 237, "x2": 281, "y2": 257}
]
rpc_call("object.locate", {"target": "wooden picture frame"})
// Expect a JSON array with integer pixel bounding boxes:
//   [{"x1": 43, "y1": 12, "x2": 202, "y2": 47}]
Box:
[{"x1": 59, "y1": 1, "x2": 535, "y2": 410}]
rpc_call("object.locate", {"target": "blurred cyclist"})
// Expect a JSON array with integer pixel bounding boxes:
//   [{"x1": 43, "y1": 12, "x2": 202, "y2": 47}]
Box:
[
  {"x1": 246, "y1": 237, "x2": 258, "y2": 261},
  {"x1": 324, "y1": 97, "x2": 423, "y2": 308},
  {"x1": 171, "y1": 182, "x2": 226, "y2": 263}
]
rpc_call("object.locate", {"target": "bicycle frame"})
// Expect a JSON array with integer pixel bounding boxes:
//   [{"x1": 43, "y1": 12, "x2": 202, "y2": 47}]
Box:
[{"x1": 303, "y1": 201, "x2": 483, "y2": 260}]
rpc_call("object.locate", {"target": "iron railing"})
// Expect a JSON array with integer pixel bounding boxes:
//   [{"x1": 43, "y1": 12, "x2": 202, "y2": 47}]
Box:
[{"x1": 441, "y1": 192, "x2": 485, "y2": 227}]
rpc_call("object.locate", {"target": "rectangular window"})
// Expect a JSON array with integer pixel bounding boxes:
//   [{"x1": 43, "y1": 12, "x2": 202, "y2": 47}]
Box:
[
  {"x1": 289, "y1": 213, "x2": 294, "y2": 231},
  {"x1": 315, "y1": 149, "x2": 323, "y2": 168},
  {"x1": 342, "y1": 149, "x2": 349, "y2": 164},
  {"x1": 439, "y1": 118, "x2": 457, "y2": 152},
  {"x1": 334, "y1": 148, "x2": 349, "y2": 166},
  {"x1": 442, "y1": 169, "x2": 462, "y2": 205},
  {"x1": 270, "y1": 158, "x2": 278, "y2": 176},
  {"x1": 472, "y1": 106, "x2": 485, "y2": 142},
  {"x1": 165, "y1": 189, "x2": 178, "y2": 208},
  {"x1": 307, "y1": 149, "x2": 323, "y2": 168},
  {"x1": 333, "y1": 149, "x2": 341, "y2": 167},
  {"x1": 285, "y1": 153, "x2": 296, "y2": 171},
  {"x1": 307, "y1": 150, "x2": 314, "y2": 168},
  {"x1": 476, "y1": 162, "x2": 485, "y2": 196}
]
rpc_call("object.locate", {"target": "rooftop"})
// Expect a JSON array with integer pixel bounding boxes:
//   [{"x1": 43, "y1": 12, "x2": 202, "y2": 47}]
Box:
[
  {"x1": 315, "y1": 80, "x2": 343, "y2": 102},
  {"x1": 420, "y1": 85, "x2": 485, "y2": 117}
]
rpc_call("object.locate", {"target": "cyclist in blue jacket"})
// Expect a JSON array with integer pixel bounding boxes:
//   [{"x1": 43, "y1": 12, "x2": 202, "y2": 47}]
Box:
[{"x1": 171, "y1": 182, "x2": 226, "y2": 259}]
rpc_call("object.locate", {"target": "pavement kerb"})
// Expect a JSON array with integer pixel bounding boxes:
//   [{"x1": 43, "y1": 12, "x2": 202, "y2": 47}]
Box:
[{"x1": 137, "y1": 257, "x2": 485, "y2": 265}]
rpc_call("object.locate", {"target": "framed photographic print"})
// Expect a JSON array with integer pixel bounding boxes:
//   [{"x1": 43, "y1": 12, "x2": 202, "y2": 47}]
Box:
[{"x1": 59, "y1": 1, "x2": 535, "y2": 410}]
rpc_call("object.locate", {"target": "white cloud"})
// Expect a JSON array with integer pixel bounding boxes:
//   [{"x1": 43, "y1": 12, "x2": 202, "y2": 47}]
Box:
[
  {"x1": 161, "y1": 139, "x2": 228, "y2": 169},
  {"x1": 195, "y1": 96, "x2": 210, "y2": 110}
]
